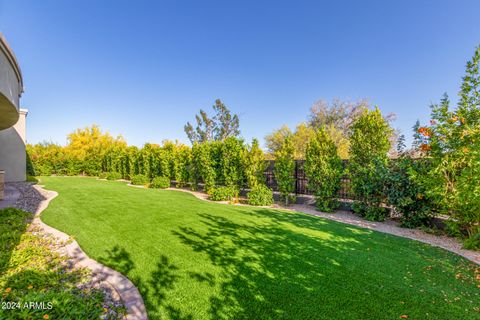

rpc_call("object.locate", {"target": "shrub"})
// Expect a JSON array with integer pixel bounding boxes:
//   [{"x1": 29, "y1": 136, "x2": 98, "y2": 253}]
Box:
[
  {"x1": 274, "y1": 136, "x2": 296, "y2": 205},
  {"x1": 131, "y1": 174, "x2": 150, "y2": 186},
  {"x1": 191, "y1": 143, "x2": 216, "y2": 192},
  {"x1": 173, "y1": 146, "x2": 191, "y2": 187},
  {"x1": 208, "y1": 186, "x2": 238, "y2": 201},
  {"x1": 304, "y1": 127, "x2": 343, "y2": 212},
  {"x1": 385, "y1": 137, "x2": 434, "y2": 228},
  {"x1": 348, "y1": 107, "x2": 392, "y2": 221},
  {"x1": 243, "y1": 138, "x2": 267, "y2": 188},
  {"x1": 98, "y1": 172, "x2": 108, "y2": 179},
  {"x1": 106, "y1": 172, "x2": 122, "y2": 180},
  {"x1": 150, "y1": 176, "x2": 170, "y2": 189},
  {"x1": 414, "y1": 47, "x2": 480, "y2": 248},
  {"x1": 219, "y1": 137, "x2": 245, "y2": 190},
  {"x1": 247, "y1": 185, "x2": 274, "y2": 206}
]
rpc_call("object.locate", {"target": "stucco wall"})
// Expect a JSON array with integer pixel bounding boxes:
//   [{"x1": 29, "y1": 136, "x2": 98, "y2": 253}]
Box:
[
  {"x1": 0, "y1": 33, "x2": 22, "y2": 110},
  {"x1": 0, "y1": 109, "x2": 27, "y2": 182}
]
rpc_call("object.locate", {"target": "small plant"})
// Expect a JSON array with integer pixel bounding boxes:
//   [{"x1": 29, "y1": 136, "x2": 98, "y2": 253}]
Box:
[
  {"x1": 150, "y1": 176, "x2": 170, "y2": 189},
  {"x1": 208, "y1": 186, "x2": 238, "y2": 201},
  {"x1": 98, "y1": 172, "x2": 108, "y2": 179},
  {"x1": 106, "y1": 172, "x2": 122, "y2": 180},
  {"x1": 247, "y1": 185, "x2": 274, "y2": 206},
  {"x1": 131, "y1": 174, "x2": 150, "y2": 186}
]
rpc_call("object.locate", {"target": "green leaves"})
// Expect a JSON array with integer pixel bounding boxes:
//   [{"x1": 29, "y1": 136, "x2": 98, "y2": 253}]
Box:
[
  {"x1": 304, "y1": 127, "x2": 343, "y2": 212},
  {"x1": 349, "y1": 107, "x2": 393, "y2": 221},
  {"x1": 274, "y1": 136, "x2": 296, "y2": 205},
  {"x1": 416, "y1": 46, "x2": 480, "y2": 248}
]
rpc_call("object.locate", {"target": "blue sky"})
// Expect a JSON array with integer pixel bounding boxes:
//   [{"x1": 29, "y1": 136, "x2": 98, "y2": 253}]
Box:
[{"x1": 1, "y1": 0, "x2": 479, "y2": 147}]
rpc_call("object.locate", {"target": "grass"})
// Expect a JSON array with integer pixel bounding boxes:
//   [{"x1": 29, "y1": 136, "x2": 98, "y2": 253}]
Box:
[
  {"x1": 0, "y1": 207, "x2": 124, "y2": 319},
  {"x1": 39, "y1": 176, "x2": 479, "y2": 320}
]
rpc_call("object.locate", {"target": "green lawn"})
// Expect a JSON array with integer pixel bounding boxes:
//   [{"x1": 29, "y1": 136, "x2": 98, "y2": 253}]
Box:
[{"x1": 39, "y1": 176, "x2": 479, "y2": 320}]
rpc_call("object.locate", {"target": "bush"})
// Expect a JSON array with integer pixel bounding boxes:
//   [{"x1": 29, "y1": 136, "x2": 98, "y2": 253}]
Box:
[
  {"x1": 304, "y1": 127, "x2": 343, "y2": 212},
  {"x1": 348, "y1": 107, "x2": 393, "y2": 221},
  {"x1": 106, "y1": 172, "x2": 122, "y2": 180},
  {"x1": 208, "y1": 186, "x2": 238, "y2": 201},
  {"x1": 247, "y1": 185, "x2": 273, "y2": 206},
  {"x1": 274, "y1": 136, "x2": 296, "y2": 205},
  {"x1": 219, "y1": 137, "x2": 245, "y2": 190},
  {"x1": 191, "y1": 143, "x2": 217, "y2": 192},
  {"x1": 385, "y1": 138, "x2": 434, "y2": 228},
  {"x1": 150, "y1": 176, "x2": 170, "y2": 189},
  {"x1": 131, "y1": 174, "x2": 150, "y2": 186},
  {"x1": 98, "y1": 172, "x2": 107, "y2": 179},
  {"x1": 243, "y1": 138, "x2": 267, "y2": 188}
]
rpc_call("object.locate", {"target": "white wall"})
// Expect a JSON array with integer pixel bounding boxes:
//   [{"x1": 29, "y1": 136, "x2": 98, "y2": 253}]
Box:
[{"x1": 0, "y1": 109, "x2": 27, "y2": 182}]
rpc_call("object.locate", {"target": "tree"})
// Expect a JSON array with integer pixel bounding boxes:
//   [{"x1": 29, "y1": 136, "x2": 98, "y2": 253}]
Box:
[
  {"x1": 308, "y1": 98, "x2": 369, "y2": 132},
  {"x1": 264, "y1": 123, "x2": 315, "y2": 159},
  {"x1": 243, "y1": 138, "x2": 267, "y2": 188},
  {"x1": 274, "y1": 135, "x2": 296, "y2": 205},
  {"x1": 219, "y1": 137, "x2": 245, "y2": 191},
  {"x1": 304, "y1": 127, "x2": 343, "y2": 212},
  {"x1": 348, "y1": 107, "x2": 393, "y2": 221},
  {"x1": 184, "y1": 99, "x2": 240, "y2": 143},
  {"x1": 415, "y1": 46, "x2": 480, "y2": 248},
  {"x1": 191, "y1": 142, "x2": 216, "y2": 192},
  {"x1": 66, "y1": 125, "x2": 126, "y2": 175}
]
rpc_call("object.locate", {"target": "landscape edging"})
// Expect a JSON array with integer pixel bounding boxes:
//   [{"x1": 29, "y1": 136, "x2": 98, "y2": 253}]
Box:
[{"x1": 33, "y1": 185, "x2": 148, "y2": 320}]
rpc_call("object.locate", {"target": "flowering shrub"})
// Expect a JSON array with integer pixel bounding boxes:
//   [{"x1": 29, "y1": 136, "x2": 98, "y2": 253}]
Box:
[
  {"x1": 304, "y1": 127, "x2": 343, "y2": 212},
  {"x1": 414, "y1": 47, "x2": 480, "y2": 249}
]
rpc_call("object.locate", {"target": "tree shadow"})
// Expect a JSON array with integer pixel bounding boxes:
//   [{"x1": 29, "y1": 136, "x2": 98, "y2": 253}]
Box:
[
  {"x1": 98, "y1": 246, "x2": 193, "y2": 320},
  {"x1": 172, "y1": 209, "x2": 370, "y2": 320}
]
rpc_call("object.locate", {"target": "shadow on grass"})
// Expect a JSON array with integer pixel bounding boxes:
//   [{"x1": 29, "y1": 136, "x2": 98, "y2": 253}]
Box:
[
  {"x1": 99, "y1": 246, "x2": 192, "y2": 320},
  {"x1": 171, "y1": 208, "x2": 373, "y2": 320}
]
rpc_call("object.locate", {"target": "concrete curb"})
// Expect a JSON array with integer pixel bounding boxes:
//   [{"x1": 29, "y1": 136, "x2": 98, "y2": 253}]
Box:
[{"x1": 33, "y1": 185, "x2": 148, "y2": 320}]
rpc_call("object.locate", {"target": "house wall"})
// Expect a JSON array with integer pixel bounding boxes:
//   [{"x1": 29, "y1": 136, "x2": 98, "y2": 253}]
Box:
[{"x1": 0, "y1": 109, "x2": 27, "y2": 182}]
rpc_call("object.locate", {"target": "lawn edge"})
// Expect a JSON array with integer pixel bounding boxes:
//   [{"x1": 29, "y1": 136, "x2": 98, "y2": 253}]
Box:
[
  {"x1": 33, "y1": 183, "x2": 148, "y2": 320},
  {"x1": 155, "y1": 185, "x2": 480, "y2": 265}
]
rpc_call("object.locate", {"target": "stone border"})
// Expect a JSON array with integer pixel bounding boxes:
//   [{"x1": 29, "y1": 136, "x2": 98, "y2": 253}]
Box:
[
  {"x1": 33, "y1": 185, "x2": 148, "y2": 320},
  {"x1": 162, "y1": 187, "x2": 480, "y2": 265}
]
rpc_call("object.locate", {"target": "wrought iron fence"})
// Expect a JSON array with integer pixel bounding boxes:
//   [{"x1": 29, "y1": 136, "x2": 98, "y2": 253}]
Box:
[{"x1": 263, "y1": 160, "x2": 355, "y2": 200}]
